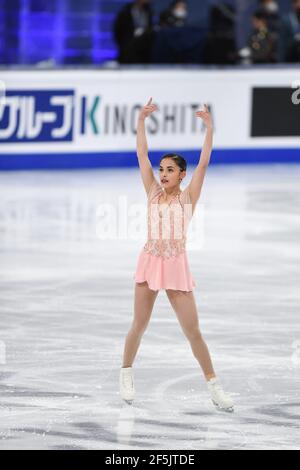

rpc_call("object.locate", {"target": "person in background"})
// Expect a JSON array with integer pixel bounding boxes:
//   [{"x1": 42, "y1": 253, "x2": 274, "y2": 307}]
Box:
[
  {"x1": 114, "y1": 0, "x2": 153, "y2": 63},
  {"x1": 258, "y1": 0, "x2": 280, "y2": 34},
  {"x1": 279, "y1": 0, "x2": 300, "y2": 62},
  {"x1": 248, "y1": 9, "x2": 278, "y2": 63},
  {"x1": 203, "y1": 2, "x2": 237, "y2": 64},
  {"x1": 153, "y1": 1, "x2": 203, "y2": 63},
  {"x1": 159, "y1": 0, "x2": 189, "y2": 29}
]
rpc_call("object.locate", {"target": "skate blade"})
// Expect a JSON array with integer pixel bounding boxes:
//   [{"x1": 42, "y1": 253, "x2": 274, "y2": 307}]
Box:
[
  {"x1": 123, "y1": 397, "x2": 134, "y2": 404},
  {"x1": 212, "y1": 400, "x2": 234, "y2": 413}
]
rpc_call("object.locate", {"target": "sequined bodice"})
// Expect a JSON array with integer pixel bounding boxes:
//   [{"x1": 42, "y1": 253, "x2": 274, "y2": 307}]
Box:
[{"x1": 143, "y1": 180, "x2": 193, "y2": 259}]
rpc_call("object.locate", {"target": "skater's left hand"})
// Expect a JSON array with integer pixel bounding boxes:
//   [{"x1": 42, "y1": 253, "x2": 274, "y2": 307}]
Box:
[{"x1": 196, "y1": 104, "x2": 213, "y2": 130}]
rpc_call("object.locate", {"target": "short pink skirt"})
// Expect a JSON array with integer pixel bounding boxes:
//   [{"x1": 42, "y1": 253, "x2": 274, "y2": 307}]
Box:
[{"x1": 133, "y1": 249, "x2": 196, "y2": 292}]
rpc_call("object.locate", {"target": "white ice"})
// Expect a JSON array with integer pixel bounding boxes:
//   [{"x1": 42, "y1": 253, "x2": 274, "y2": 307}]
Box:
[{"x1": 0, "y1": 163, "x2": 299, "y2": 450}]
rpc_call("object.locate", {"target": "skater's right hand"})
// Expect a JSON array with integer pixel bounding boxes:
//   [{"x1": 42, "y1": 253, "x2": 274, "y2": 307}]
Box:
[{"x1": 139, "y1": 98, "x2": 158, "y2": 120}]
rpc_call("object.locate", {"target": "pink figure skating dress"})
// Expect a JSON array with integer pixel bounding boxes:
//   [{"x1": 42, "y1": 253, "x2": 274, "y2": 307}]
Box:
[{"x1": 133, "y1": 177, "x2": 196, "y2": 291}]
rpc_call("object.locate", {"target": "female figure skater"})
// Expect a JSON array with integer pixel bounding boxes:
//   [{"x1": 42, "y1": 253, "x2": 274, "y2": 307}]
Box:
[{"x1": 119, "y1": 98, "x2": 234, "y2": 412}]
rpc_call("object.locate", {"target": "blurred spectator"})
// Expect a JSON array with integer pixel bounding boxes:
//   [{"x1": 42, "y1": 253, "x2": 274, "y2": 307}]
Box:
[
  {"x1": 152, "y1": 1, "x2": 204, "y2": 64},
  {"x1": 159, "y1": 1, "x2": 188, "y2": 29},
  {"x1": 203, "y1": 2, "x2": 237, "y2": 64},
  {"x1": 114, "y1": 0, "x2": 153, "y2": 63},
  {"x1": 258, "y1": 0, "x2": 280, "y2": 34},
  {"x1": 248, "y1": 9, "x2": 278, "y2": 63},
  {"x1": 279, "y1": 0, "x2": 300, "y2": 62}
]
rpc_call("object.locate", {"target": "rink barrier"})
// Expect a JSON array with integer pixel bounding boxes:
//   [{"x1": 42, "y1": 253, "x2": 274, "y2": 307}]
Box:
[{"x1": 0, "y1": 148, "x2": 300, "y2": 170}]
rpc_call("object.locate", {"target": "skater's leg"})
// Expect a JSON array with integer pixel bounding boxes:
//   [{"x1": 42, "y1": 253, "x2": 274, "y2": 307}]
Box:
[
  {"x1": 122, "y1": 282, "x2": 159, "y2": 367},
  {"x1": 165, "y1": 289, "x2": 216, "y2": 381}
]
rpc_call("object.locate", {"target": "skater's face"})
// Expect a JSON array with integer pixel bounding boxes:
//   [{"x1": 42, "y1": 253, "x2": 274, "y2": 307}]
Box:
[{"x1": 159, "y1": 158, "x2": 185, "y2": 188}]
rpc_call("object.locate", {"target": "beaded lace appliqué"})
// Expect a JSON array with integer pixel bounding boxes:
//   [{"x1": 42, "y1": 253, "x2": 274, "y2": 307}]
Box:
[{"x1": 143, "y1": 191, "x2": 192, "y2": 259}]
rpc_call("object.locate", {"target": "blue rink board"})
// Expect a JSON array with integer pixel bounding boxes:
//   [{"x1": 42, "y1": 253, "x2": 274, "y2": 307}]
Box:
[{"x1": 0, "y1": 148, "x2": 300, "y2": 170}]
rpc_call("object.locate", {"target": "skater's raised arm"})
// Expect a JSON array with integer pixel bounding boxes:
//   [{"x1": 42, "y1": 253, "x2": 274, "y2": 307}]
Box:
[
  {"x1": 136, "y1": 98, "x2": 158, "y2": 195},
  {"x1": 187, "y1": 104, "x2": 213, "y2": 209}
]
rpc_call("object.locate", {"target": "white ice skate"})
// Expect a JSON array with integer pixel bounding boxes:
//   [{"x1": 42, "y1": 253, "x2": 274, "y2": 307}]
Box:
[
  {"x1": 206, "y1": 377, "x2": 234, "y2": 412},
  {"x1": 119, "y1": 367, "x2": 135, "y2": 403}
]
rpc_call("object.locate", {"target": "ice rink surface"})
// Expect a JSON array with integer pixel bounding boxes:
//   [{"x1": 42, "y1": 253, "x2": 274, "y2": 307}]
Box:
[{"x1": 0, "y1": 163, "x2": 299, "y2": 450}]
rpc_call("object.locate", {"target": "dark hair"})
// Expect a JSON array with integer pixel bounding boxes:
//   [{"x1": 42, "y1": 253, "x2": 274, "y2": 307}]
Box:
[
  {"x1": 171, "y1": 0, "x2": 187, "y2": 6},
  {"x1": 160, "y1": 153, "x2": 187, "y2": 172},
  {"x1": 252, "y1": 8, "x2": 268, "y2": 20}
]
